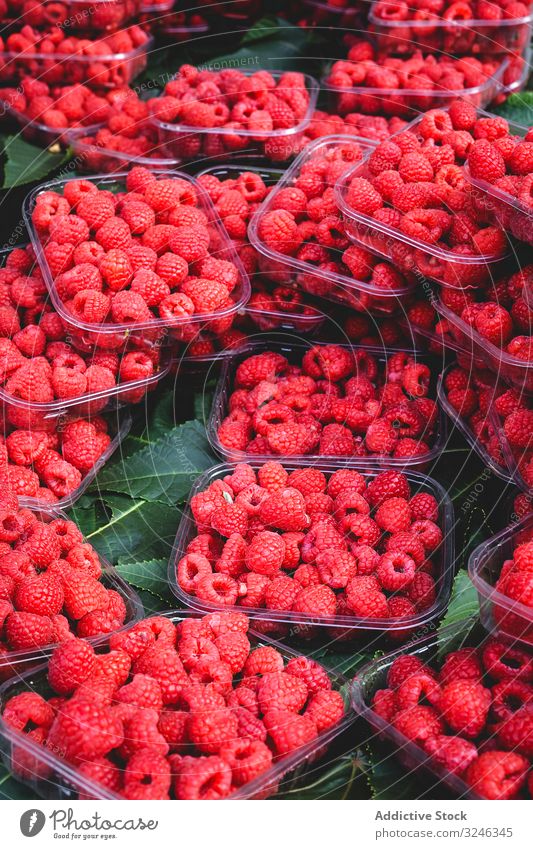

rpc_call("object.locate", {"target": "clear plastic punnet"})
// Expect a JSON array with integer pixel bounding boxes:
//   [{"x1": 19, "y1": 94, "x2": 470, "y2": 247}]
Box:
[
  {"x1": 248, "y1": 136, "x2": 419, "y2": 316},
  {"x1": 437, "y1": 365, "x2": 516, "y2": 485},
  {"x1": 150, "y1": 70, "x2": 320, "y2": 164},
  {"x1": 469, "y1": 516, "x2": 533, "y2": 645},
  {"x1": 207, "y1": 338, "x2": 447, "y2": 470},
  {"x1": 0, "y1": 98, "x2": 102, "y2": 149},
  {"x1": 15, "y1": 408, "x2": 132, "y2": 512},
  {"x1": 21, "y1": 0, "x2": 141, "y2": 31},
  {"x1": 351, "y1": 618, "x2": 528, "y2": 799},
  {"x1": 335, "y1": 124, "x2": 511, "y2": 291},
  {"x1": 0, "y1": 610, "x2": 354, "y2": 800},
  {"x1": 68, "y1": 129, "x2": 180, "y2": 174},
  {"x1": 368, "y1": 2, "x2": 533, "y2": 57},
  {"x1": 323, "y1": 57, "x2": 508, "y2": 119},
  {"x1": 23, "y1": 170, "x2": 251, "y2": 349},
  {"x1": 0, "y1": 504, "x2": 144, "y2": 683},
  {"x1": 169, "y1": 461, "x2": 455, "y2": 637},
  {"x1": 0, "y1": 31, "x2": 153, "y2": 88},
  {"x1": 437, "y1": 297, "x2": 533, "y2": 395}
]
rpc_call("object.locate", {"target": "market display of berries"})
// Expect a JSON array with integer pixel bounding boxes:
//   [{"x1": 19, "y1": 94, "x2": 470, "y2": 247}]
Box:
[
  {"x1": 0, "y1": 491, "x2": 130, "y2": 652},
  {"x1": 368, "y1": 635, "x2": 533, "y2": 799},
  {"x1": 370, "y1": 0, "x2": 532, "y2": 56},
  {"x1": 216, "y1": 346, "x2": 440, "y2": 460},
  {"x1": 12, "y1": 0, "x2": 140, "y2": 30},
  {"x1": 149, "y1": 66, "x2": 317, "y2": 162},
  {"x1": 0, "y1": 25, "x2": 150, "y2": 87},
  {"x1": 326, "y1": 44, "x2": 505, "y2": 117},
  {"x1": 176, "y1": 463, "x2": 447, "y2": 626},
  {"x1": 29, "y1": 169, "x2": 248, "y2": 342},
  {"x1": 0, "y1": 244, "x2": 163, "y2": 411},
  {"x1": 337, "y1": 103, "x2": 511, "y2": 288},
  {"x1": 253, "y1": 138, "x2": 417, "y2": 313},
  {"x1": 1, "y1": 413, "x2": 117, "y2": 502},
  {"x1": 1, "y1": 611, "x2": 346, "y2": 799}
]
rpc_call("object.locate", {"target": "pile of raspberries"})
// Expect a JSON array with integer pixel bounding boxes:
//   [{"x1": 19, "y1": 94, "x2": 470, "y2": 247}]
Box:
[
  {"x1": 444, "y1": 361, "x2": 533, "y2": 486},
  {"x1": 177, "y1": 463, "x2": 444, "y2": 626},
  {"x1": 1, "y1": 611, "x2": 345, "y2": 799},
  {"x1": 301, "y1": 109, "x2": 407, "y2": 145},
  {"x1": 326, "y1": 41, "x2": 504, "y2": 117},
  {"x1": 403, "y1": 293, "x2": 458, "y2": 354},
  {"x1": 467, "y1": 125, "x2": 533, "y2": 242},
  {"x1": 31, "y1": 169, "x2": 244, "y2": 337},
  {"x1": 440, "y1": 264, "x2": 533, "y2": 363},
  {"x1": 0, "y1": 244, "x2": 162, "y2": 409},
  {"x1": 0, "y1": 490, "x2": 129, "y2": 653},
  {"x1": 1, "y1": 413, "x2": 114, "y2": 501},
  {"x1": 339, "y1": 310, "x2": 405, "y2": 349},
  {"x1": 370, "y1": 0, "x2": 532, "y2": 56},
  {"x1": 370, "y1": 636, "x2": 533, "y2": 799},
  {"x1": 341, "y1": 102, "x2": 510, "y2": 287},
  {"x1": 217, "y1": 347, "x2": 439, "y2": 459},
  {"x1": 75, "y1": 89, "x2": 176, "y2": 169},
  {"x1": 0, "y1": 79, "x2": 115, "y2": 132},
  {"x1": 6, "y1": 0, "x2": 139, "y2": 30},
  {"x1": 493, "y1": 533, "x2": 533, "y2": 640},
  {"x1": 255, "y1": 139, "x2": 415, "y2": 312},
  {"x1": 140, "y1": 8, "x2": 208, "y2": 36},
  {"x1": 149, "y1": 66, "x2": 314, "y2": 161},
  {"x1": 0, "y1": 25, "x2": 149, "y2": 87},
  {"x1": 245, "y1": 281, "x2": 325, "y2": 334}
]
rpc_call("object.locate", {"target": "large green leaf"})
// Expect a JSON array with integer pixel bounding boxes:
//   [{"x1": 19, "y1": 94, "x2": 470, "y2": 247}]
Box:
[
  {"x1": 93, "y1": 420, "x2": 215, "y2": 505},
  {"x1": 2, "y1": 135, "x2": 71, "y2": 188},
  {"x1": 116, "y1": 558, "x2": 174, "y2": 605},
  {"x1": 82, "y1": 493, "x2": 181, "y2": 564},
  {"x1": 494, "y1": 90, "x2": 533, "y2": 127},
  {"x1": 366, "y1": 746, "x2": 431, "y2": 800}
]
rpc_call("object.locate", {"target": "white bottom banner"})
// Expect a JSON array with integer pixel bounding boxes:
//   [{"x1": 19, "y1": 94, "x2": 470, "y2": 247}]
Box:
[{"x1": 2, "y1": 800, "x2": 531, "y2": 849}]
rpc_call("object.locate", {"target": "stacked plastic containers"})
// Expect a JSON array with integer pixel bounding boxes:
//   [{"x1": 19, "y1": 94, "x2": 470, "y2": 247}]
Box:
[{"x1": 0, "y1": 0, "x2": 152, "y2": 147}]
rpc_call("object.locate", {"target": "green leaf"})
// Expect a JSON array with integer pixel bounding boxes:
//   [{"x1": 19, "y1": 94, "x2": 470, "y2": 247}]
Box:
[
  {"x1": 311, "y1": 648, "x2": 374, "y2": 678},
  {"x1": 211, "y1": 22, "x2": 312, "y2": 72},
  {"x1": 93, "y1": 420, "x2": 215, "y2": 505},
  {"x1": 2, "y1": 135, "x2": 71, "y2": 188},
  {"x1": 241, "y1": 16, "x2": 287, "y2": 44},
  {"x1": 494, "y1": 90, "x2": 533, "y2": 127},
  {"x1": 277, "y1": 753, "x2": 365, "y2": 800},
  {"x1": 83, "y1": 493, "x2": 181, "y2": 564},
  {"x1": 437, "y1": 570, "x2": 479, "y2": 656},
  {"x1": 366, "y1": 746, "x2": 427, "y2": 800},
  {"x1": 116, "y1": 558, "x2": 173, "y2": 605}
]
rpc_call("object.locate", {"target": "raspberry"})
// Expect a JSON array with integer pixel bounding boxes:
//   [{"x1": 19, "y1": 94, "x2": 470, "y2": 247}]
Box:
[
  {"x1": 504, "y1": 409, "x2": 533, "y2": 448},
  {"x1": 174, "y1": 755, "x2": 232, "y2": 800},
  {"x1": 367, "y1": 471, "x2": 411, "y2": 506},
  {"x1": 48, "y1": 697, "x2": 123, "y2": 763},
  {"x1": 285, "y1": 657, "x2": 332, "y2": 695},
  {"x1": 465, "y1": 751, "x2": 529, "y2": 800},
  {"x1": 258, "y1": 671, "x2": 308, "y2": 714},
  {"x1": 439, "y1": 679, "x2": 491, "y2": 738},
  {"x1": 187, "y1": 707, "x2": 238, "y2": 755},
  {"x1": 305, "y1": 690, "x2": 345, "y2": 732},
  {"x1": 258, "y1": 488, "x2": 308, "y2": 532},
  {"x1": 439, "y1": 648, "x2": 482, "y2": 684},
  {"x1": 263, "y1": 708, "x2": 317, "y2": 755},
  {"x1": 482, "y1": 639, "x2": 533, "y2": 681},
  {"x1": 468, "y1": 139, "x2": 506, "y2": 183},
  {"x1": 345, "y1": 177, "x2": 383, "y2": 216},
  {"x1": 243, "y1": 645, "x2": 284, "y2": 677},
  {"x1": 293, "y1": 584, "x2": 337, "y2": 616},
  {"x1": 62, "y1": 571, "x2": 110, "y2": 620},
  {"x1": 377, "y1": 552, "x2": 416, "y2": 591},
  {"x1": 345, "y1": 575, "x2": 389, "y2": 618},
  {"x1": 424, "y1": 735, "x2": 478, "y2": 776},
  {"x1": 497, "y1": 707, "x2": 533, "y2": 757},
  {"x1": 257, "y1": 461, "x2": 288, "y2": 492},
  {"x1": 2, "y1": 692, "x2": 54, "y2": 733},
  {"x1": 14, "y1": 574, "x2": 64, "y2": 617},
  {"x1": 409, "y1": 492, "x2": 439, "y2": 522},
  {"x1": 375, "y1": 497, "x2": 412, "y2": 533},
  {"x1": 123, "y1": 751, "x2": 171, "y2": 800},
  {"x1": 265, "y1": 575, "x2": 299, "y2": 610},
  {"x1": 394, "y1": 705, "x2": 444, "y2": 745},
  {"x1": 221, "y1": 738, "x2": 272, "y2": 787}
]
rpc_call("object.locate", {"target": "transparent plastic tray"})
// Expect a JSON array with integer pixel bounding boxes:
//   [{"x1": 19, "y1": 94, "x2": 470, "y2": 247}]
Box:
[
  {"x1": 368, "y1": 3, "x2": 533, "y2": 56},
  {"x1": 207, "y1": 338, "x2": 447, "y2": 470},
  {"x1": 169, "y1": 460, "x2": 455, "y2": 636},
  {"x1": 437, "y1": 296, "x2": 533, "y2": 394},
  {"x1": 351, "y1": 619, "x2": 509, "y2": 800},
  {"x1": 150, "y1": 70, "x2": 320, "y2": 164},
  {"x1": 68, "y1": 128, "x2": 180, "y2": 174},
  {"x1": 323, "y1": 57, "x2": 507, "y2": 119},
  {"x1": 0, "y1": 97, "x2": 101, "y2": 148},
  {"x1": 13, "y1": 408, "x2": 132, "y2": 512},
  {"x1": 335, "y1": 138, "x2": 511, "y2": 290},
  {"x1": 0, "y1": 610, "x2": 353, "y2": 800},
  {"x1": 437, "y1": 364, "x2": 515, "y2": 485},
  {"x1": 0, "y1": 32, "x2": 153, "y2": 88},
  {"x1": 21, "y1": 0, "x2": 141, "y2": 31},
  {"x1": 248, "y1": 135, "x2": 419, "y2": 316},
  {"x1": 469, "y1": 516, "x2": 533, "y2": 646},
  {"x1": 301, "y1": 0, "x2": 368, "y2": 26},
  {"x1": 23, "y1": 170, "x2": 251, "y2": 348},
  {"x1": 0, "y1": 503, "x2": 143, "y2": 683}
]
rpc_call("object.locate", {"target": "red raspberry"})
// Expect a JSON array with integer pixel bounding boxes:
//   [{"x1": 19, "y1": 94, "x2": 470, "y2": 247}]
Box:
[
  {"x1": 123, "y1": 750, "x2": 171, "y2": 800},
  {"x1": 263, "y1": 708, "x2": 317, "y2": 755},
  {"x1": 174, "y1": 755, "x2": 232, "y2": 800},
  {"x1": 439, "y1": 679, "x2": 491, "y2": 738},
  {"x1": 14, "y1": 574, "x2": 64, "y2": 617},
  {"x1": 465, "y1": 751, "x2": 529, "y2": 800},
  {"x1": 264, "y1": 575, "x2": 299, "y2": 610},
  {"x1": 214, "y1": 631, "x2": 250, "y2": 673},
  {"x1": 509, "y1": 142, "x2": 533, "y2": 177},
  {"x1": 196, "y1": 573, "x2": 239, "y2": 607},
  {"x1": 367, "y1": 470, "x2": 411, "y2": 507},
  {"x1": 345, "y1": 177, "x2": 383, "y2": 216},
  {"x1": 377, "y1": 552, "x2": 416, "y2": 592},
  {"x1": 468, "y1": 139, "x2": 506, "y2": 183},
  {"x1": 293, "y1": 584, "x2": 337, "y2": 616},
  {"x1": 504, "y1": 409, "x2": 533, "y2": 448},
  {"x1": 482, "y1": 639, "x2": 533, "y2": 681},
  {"x1": 258, "y1": 487, "x2": 308, "y2": 532},
  {"x1": 257, "y1": 671, "x2": 308, "y2": 714},
  {"x1": 2, "y1": 691, "x2": 54, "y2": 733},
  {"x1": 62, "y1": 571, "x2": 109, "y2": 620},
  {"x1": 375, "y1": 497, "x2": 412, "y2": 533},
  {"x1": 257, "y1": 461, "x2": 288, "y2": 492},
  {"x1": 387, "y1": 655, "x2": 429, "y2": 689},
  {"x1": 305, "y1": 690, "x2": 344, "y2": 732},
  {"x1": 5, "y1": 611, "x2": 54, "y2": 649},
  {"x1": 396, "y1": 672, "x2": 441, "y2": 711},
  {"x1": 47, "y1": 698, "x2": 123, "y2": 763},
  {"x1": 187, "y1": 706, "x2": 238, "y2": 755},
  {"x1": 285, "y1": 656, "x2": 332, "y2": 695},
  {"x1": 394, "y1": 705, "x2": 444, "y2": 745},
  {"x1": 345, "y1": 575, "x2": 389, "y2": 618},
  {"x1": 424, "y1": 735, "x2": 478, "y2": 776},
  {"x1": 221, "y1": 738, "x2": 272, "y2": 787},
  {"x1": 409, "y1": 492, "x2": 439, "y2": 522},
  {"x1": 497, "y1": 707, "x2": 533, "y2": 758}
]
